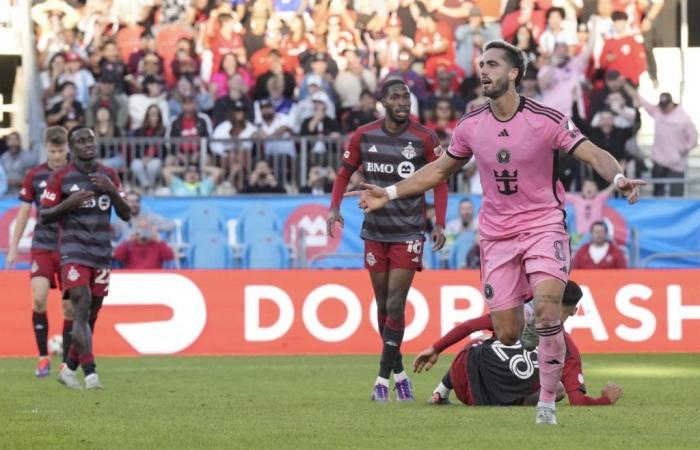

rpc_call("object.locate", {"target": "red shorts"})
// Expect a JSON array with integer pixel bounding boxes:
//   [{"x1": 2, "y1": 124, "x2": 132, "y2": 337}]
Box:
[
  {"x1": 61, "y1": 264, "x2": 111, "y2": 297},
  {"x1": 364, "y1": 239, "x2": 423, "y2": 272},
  {"x1": 29, "y1": 249, "x2": 61, "y2": 289},
  {"x1": 450, "y1": 343, "x2": 477, "y2": 406}
]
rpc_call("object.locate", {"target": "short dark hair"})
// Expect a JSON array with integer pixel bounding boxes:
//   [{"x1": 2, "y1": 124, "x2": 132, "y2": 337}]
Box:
[
  {"x1": 44, "y1": 126, "x2": 68, "y2": 146},
  {"x1": 380, "y1": 79, "x2": 408, "y2": 99},
  {"x1": 590, "y1": 220, "x2": 608, "y2": 233},
  {"x1": 562, "y1": 280, "x2": 583, "y2": 307},
  {"x1": 611, "y1": 11, "x2": 628, "y2": 22},
  {"x1": 546, "y1": 6, "x2": 566, "y2": 21},
  {"x1": 67, "y1": 125, "x2": 92, "y2": 144},
  {"x1": 483, "y1": 40, "x2": 528, "y2": 86}
]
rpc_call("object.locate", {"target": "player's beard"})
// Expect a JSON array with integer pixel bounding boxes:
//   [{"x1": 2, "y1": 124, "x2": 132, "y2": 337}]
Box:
[
  {"x1": 483, "y1": 76, "x2": 509, "y2": 99},
  {"x1": 387, "y1": 108, "x2": 410, "y2": 124}
]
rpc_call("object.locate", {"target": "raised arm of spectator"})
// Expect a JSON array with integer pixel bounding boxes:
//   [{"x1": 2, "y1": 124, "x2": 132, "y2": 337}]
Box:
[
  {"x1": 202, "y1": 165, "x2": 223, "y2": 184},
  {"x1": 682, "y1": 118, "x2": 699, "y2": 155},
  {"x1": 161, "y1": 165, "x2": 185, "y2": 186}
]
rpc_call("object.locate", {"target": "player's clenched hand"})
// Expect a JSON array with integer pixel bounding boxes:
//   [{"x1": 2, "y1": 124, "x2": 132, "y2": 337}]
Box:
[
  {"x1": 344, "y1": 183, "x2": 390, "y2": 213},
  {"x1": 601, "y1": 382, "x2": 623, "y2": 404},
  {"x1": 431, "y1": 225, "x2": 446, "y2": 251},
  {"x1": 616, "y1": 176, "x2": 646, "y2": 204},
  {"x1": 326, "y1": 207, "x2": 344, "y2": 238},
  {"x1": 5, "y1": 248, "x2": 17, "y2": 269},
  {"x1": 65, "y1": 190, "x2": 95, "y2": 209},
  {"x1": 413, "y1": 346, "x2": 439, "y2": 373},
  {"x1": 89, "y1": 173, "x2": 117, "y2": 193}
]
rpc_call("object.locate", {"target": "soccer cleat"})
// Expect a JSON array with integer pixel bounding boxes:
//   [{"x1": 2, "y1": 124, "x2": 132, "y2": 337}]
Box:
[
  {"x1": 57, "y1": 365, "x2": 81, "y2": 390},
  {"x1": 394, "y1": 378, "x2": 415, "y2": 401},
  {"x1": 35, "y1": 357, "x2": 51, "y2": 378},
  {"x1": 371, "y1": 383, "x2": 389, "y2": 402},
  {"x1": 85, "y1": 373, "x2": 103, "y2": 390},
  {"x1": 427, "y1": 392, "x2": 452, "y2": 405},
  {"x1": 535, "y1": 406, "x2": 557, "y2": 425}
]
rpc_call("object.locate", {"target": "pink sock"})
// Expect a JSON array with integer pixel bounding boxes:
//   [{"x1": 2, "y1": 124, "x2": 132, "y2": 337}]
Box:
[{"x1": 536, "y1": 322, "x2": 565, "y2": 405}]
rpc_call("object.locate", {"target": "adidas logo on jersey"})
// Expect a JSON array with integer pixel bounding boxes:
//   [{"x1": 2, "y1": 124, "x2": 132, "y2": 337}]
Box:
[
  {"x1": 498, "y1": 129, "x2": 509, "y2": 137},
  {"x1": 69, "y1": 184, "x2": 80, "y2": 192},
  {"x1": 368, "y1": 145, "x2": 378, "y2": 153}
]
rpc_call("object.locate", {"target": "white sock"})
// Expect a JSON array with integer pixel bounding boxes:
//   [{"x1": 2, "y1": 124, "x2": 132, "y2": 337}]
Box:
[
  {"x1": 393, "y1": 370, "x2": 408, "y2": 382},
  {"x1": 537, "y1": 401, "x2": 555, "y2": 410},
  {"x1": 375, "y1": 376, "x2": 389, "y2": 387},
  {"x1": 435, "y1": 382, "x2": 451, "y2": 399}
]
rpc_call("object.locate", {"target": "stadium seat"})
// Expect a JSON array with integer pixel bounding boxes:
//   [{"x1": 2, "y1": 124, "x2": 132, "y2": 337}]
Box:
[
  {"x1": 188, "y1": 232, "x2": 230, "y2": 269},
  {"x1": 244, "y1": 232, "x2": 290, "y2": 269},
  {"x1": 238, "y1": 204, "x2": 281, "y2": 243},
  {"x1": 183, "y1": 202, "x2": 226, "y2": 243},
  {"x1": 448, "y1": 231, "x2": 476, "y2": 269}
]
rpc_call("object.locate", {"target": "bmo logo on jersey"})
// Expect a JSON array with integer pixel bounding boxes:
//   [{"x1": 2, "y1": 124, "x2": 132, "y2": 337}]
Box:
[
  {"x1": 365, "y1": 162, "x2": 394, "y2": 174},
  {"x1": 397, "y1": 161, "x2": 415, "y2": 179},
  {"x1": 80, "y1": 194, "x2": 111, "y2": 210}
]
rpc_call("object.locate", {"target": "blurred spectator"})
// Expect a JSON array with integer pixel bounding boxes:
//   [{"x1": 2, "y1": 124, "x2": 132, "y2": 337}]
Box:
[
  {"x1": 572, "y1": 221, "x2": 627, "y2": 269},
  {"x1": 252, "y1": 49, "x2": 296, "y2": 100},
  {"x1": 171, "y1": 38, "x2": 201, "y2": 82},
  {"x1": 342, "y1": 90, "x2": 379, "y2": 134},
  {"x1": 300, "y1": 165, "x2": 335, "y2": 195},
  {"x1": 57, "y1": 52, "x2": 95, "y2": 107},
  {"x1": 413, "y1": 14, "x2": 455, "y2": 78},
  {"x1": 518, "y1": 67, "x2": 542, "y2": 100},
  {"x1": 511, "y1": 24, "x2": 541, "y2": 70},
  {"x1": 599, "y1": 11, "x2": 646, "y2": 86},
  {"x1": 131, "y1": 105, "x2": 167, "y2": 192},
  {"x1": 255, "y1": 76, "x2": 297, "y2": 124},
  {"x1": 127, "y1": 31, "x2": 163, "y2": 77},
  {"x1": 538, "y1": 6, "x2": 578, "y2": 56},
  {"x1": 280, "y1": 16, "x2": 315, "y2": 62},
  {"x1": 454, "y1": 7, "x2": 502, "y2": 79},
  {"x1": 636, "y1": 92, "x2": 698, "y2": 197},
  {"x1": 385, "y1": 50, "x2": 428, "y2": 101},
  {"x1": 334, "y1": 49, "x2": 377, "y2": 113},
  {"x1": 445, "y1": 198, "x2": 476, "y2": 237},
  {"x1": 114, "y1": 218, "x2": 175, "y2": 269},
  {"x1": 166, "y1": 96, "x2": 214, "y2": 165},
  {"x1": 211, "y1": 102, "x2": 257, "y2": 191},
  {"x1": 210, "y1": 53, "x2": 253, "y2": 99},
  {"x1": 565, "y1": 179, "x2": 614, "y2": 237},
  {"x1": 295, "y1": 77, "x2": 336, "y2": 130},
  {"x1": 587, "y1": 109, "x2": 633, "y2": 188},
  {"x1": 538, "y1": 42, "x2": 587, "y2": 117},
  {"x1": 242, "y1": 160, "x2": 287, "y2": 193},
  {"x1": 502, "y1": 0, "x2": 546, "y2": 43},
  {"x1": 587, "y1": 0, "x2": 615, "y2": 70},
  {"x1": 86, "y1": 77, "x2": 129, "y2": 132},
  {"x1": 299, "y1": 45, "x2": 339, "y2": 78},
  {"x1": 254, "y1": 99, "x2": 295, "y2": 158},
  {"x1": 98, "y1": 40, "x2": 129, "y2": 94},
  {"x1": 162, "y1": 164, "x2": 223, "y2": 196},
  {"x1": 93, "y1": 106, "x2": 123, "y2": 170},
  {"x1": 301, "y1": 95, "x2": 341, "y2": 162},
  {"x1": 425, "y1": 99, "x2": 458, "y2": 135},
  {"x1": 591, "y1": 88, "x2": 638, "y2": 130},
  {"x1": 130, "y1": 52, "x2": 164, "y2": 93},
  {"x1": 128, "y1": 76, "x2": 170, "y2": 131},
  {"x1": 465, "y1": 230, "x2": 481, "y2": 269},
  {"x1": 422, "y1": 70, "x2": 467, "y2": 121},
  {"x1": 1, "y1": 132, "x2": 38, "y2": 194},
  {"x1": 209, "y1": 12, "x2": 247, "y2": 78},
  {"x1": 112, "y1": 192, "x2": 176, "y2": 244},
  {"x1": 211, "y1": 74, "x2": 253, "y2": 126},
  {"x1": 588, "y1": 70, "x2": 635, "y2": 123},
  {"x1": 372, "y1": 13, "x2": 413, "y2": 75},
  {"x1": 46, "y1": 81, "x2": 85, "y2": 127},
  {"x1": 241, "y1": 0, "x2": 271, "y2": 57},
  {"x1": 299, "y1": 52, "x2": 336, "y2": 101},
  {"x1": 0, "y1": 163, "x2": 7, "y2": 195},
  {"x1": 40, "y1": 52, "x2": 66, "y2": 105},
  {"x1": 168, "y1": 77, "x2": 215, "y2": 118}
]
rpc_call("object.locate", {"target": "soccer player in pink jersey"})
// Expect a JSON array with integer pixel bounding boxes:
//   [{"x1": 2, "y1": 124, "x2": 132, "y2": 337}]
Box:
[{"x1": 348, "y1": 40, "x2": 644, "y2": 424}]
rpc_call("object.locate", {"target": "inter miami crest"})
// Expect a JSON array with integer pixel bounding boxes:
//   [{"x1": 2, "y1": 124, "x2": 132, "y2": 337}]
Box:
[
  {"x1": 484, "y1": 284, "x2": 494, "y2": 300},
  {"x1": 401, "y1": 142, "x2": 416, "y2": 160},
  {"x1": 496, "y1": 149, "x2": 510, "y2": 164}
]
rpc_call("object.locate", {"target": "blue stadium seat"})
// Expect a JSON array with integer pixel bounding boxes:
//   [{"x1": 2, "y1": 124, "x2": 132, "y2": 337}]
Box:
[
  {"x1": 183, "y1": 202, "x2": 226, "y2": 243},
  {"x1": 188, "y1": 232, "x2": 230, "y2": 269},
  {"x1": 448, "y1": 231, "x2": 476, "y2": 269},
  {"x1": 239, "y1": 204, "x2": 281, "y2": 243},
  {"x1": 244, "y1": 232, "x2": 290, "y2": 269}
]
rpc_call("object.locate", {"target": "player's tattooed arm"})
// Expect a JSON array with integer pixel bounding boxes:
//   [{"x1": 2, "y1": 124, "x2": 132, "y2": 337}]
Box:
[{"x1": 40, "y1": 190, "x2": 95, "y2": 224}]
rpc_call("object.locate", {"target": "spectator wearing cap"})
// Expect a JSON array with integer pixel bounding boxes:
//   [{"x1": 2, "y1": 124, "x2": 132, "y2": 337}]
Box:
[
  {"x1": 56, "y1": 52, "x2": 95, "y2": 107},
  {"x1": 632, "y1": 91, "x2": 698, "y2": 197},
  {"x1": 538, "y1": 6, "x2": 578, "y2": 56},
  {"x1": 162, "y1": 164, "x2": 223, "y2": 196},
  {"x1": 413, "y1": 14, "x2": 457, "y2": 79},
  {"x1": 131, "y1": 104, "x2": 168, "y2": 192},
  {"x1": 572, "y1": 221, "x2": 627, "y2": 269},
  {"x1": 252, "y1": 49, "x2": 296, "y2": 101},
  {"x1": 98, "y1": 40, "x2": 128, "y2": 94},
  {"x1": 294, "y1": 76, "x2": 336, "y2": 130},
  {"x1": 255, "y1": 76, "x2": 297, "y2": 124},
  {"x1": 46, "y1": 81, "x2": 85, "y2": 127},
  {"x1": 254, "y1": 98, "x2": 296, "y2": 159},
  {"x1": 454, "y1": 7, "x2": 502, "y2": 78},
  {"x1": 334, "y1": 49, "x2": 377, "y2": 113},
  {"x1": 1, "y1": 132, "x2": 38, "y2": 195},
  {"x1": 298, "y1": 52, "x2": 336, "y2": 102},
  {"x1": 342, "y1": 90, "x2": 379, "y2": 134},
  {"x1": 298, "y1": 47, "x2": 339, "y2": 78},
  {"x1": 210, "y1": 53, "x2": 254, "y2": 99},
  {"x1": 384, "y1": 50, "x2": 428, "y2": 101},
  {"x1": 211, "y1": 100, "x2": 257, "y2": 192},
  {"x1": 599, "y1": 11, "x2": 647, "y2": 86},
  {"x1": 86, "y1": 76, "x2": 129, "y2": 132},
  {"x1": 166, "y1": 95, "x2": 213, "y2": 165},
  {"x1": 128, "y1": 76, "x2": 170, "y2": 131}
]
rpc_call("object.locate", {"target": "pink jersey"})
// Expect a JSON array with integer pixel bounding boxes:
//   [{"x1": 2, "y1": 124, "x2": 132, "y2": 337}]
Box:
[
  {"x1": 448, "y1": 96, "x2": 587, "y2": 239},
  {"x1": 565, "y1": 190, "x2": 611, "y2": 235}
]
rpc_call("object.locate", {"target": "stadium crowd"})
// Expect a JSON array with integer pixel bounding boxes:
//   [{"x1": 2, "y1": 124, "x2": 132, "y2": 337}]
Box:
[{"x1": 0, "y1": 0, "x2": 693, "y2": 199}]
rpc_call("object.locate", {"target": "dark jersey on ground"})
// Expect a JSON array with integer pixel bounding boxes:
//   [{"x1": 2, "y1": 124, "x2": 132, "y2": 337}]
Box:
[
  {"x1": 341, "y1": 119, "x2": 441, "y2": 242},
  {"x1": 19, "y1": 163, "x2": 59, "y2": 251},
  {"x1": 467, "y1": 338, "x2": 540, "y2": 406},
  {"x1": 40, "y1": 162, "x2": 123, "y2": 269}
]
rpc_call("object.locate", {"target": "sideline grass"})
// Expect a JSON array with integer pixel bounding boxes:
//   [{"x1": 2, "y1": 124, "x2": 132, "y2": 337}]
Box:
[{"x1": 1, "y1": 354, "x2": 699, "y2": 449}]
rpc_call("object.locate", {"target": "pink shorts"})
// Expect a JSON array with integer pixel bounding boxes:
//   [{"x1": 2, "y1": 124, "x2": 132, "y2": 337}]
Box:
[{"x1": 479, "y1": 230, "x2": 570, "y2": 312}]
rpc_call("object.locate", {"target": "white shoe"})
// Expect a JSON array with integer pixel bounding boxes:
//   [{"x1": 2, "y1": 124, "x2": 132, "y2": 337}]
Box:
[
  {"x1": 535, "y1": 405, "x2": 557, "y2": 425},
  {"x1": 84, "y1": 373, "x2": 103, "y2": 390},
  {"x1": 57, "y1": 365, "x2": 81, "y2": 390}
]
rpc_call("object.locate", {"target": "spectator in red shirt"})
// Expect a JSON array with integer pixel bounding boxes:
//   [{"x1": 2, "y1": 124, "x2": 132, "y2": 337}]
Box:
[
  {"x1": 501, "y1": 0, "x2": 546, "y2": 43},
  {"x1": 209, "y1": 12, "x2": 247, "y2": 77},
  {"x1": 599, "y1": 11, "x2": 647, "y2": 85},
  {"x1": 413, "y1": 15, "x2": 456, "y2": 80},
  {"x1": 113, "y1": 218, "x2": 175, "y2": 269},
  {"x1": 572, "y1": 221, "x2": 627, "y2": 269},
  {"x1": 425, "y1": 99, "x2": 458, "y2": 136}
]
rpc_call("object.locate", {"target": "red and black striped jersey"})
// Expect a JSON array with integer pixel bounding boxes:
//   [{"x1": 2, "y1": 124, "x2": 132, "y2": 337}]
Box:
[{"x1": 19, "y1": 163, "x2": 58, "y2": 251}]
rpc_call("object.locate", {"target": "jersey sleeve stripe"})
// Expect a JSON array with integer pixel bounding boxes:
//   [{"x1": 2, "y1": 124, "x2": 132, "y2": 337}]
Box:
[
  {"x1": 446, "y1": 149, "x2": 472, "y2": 160},
  {"x1": 567, "y1": 137, "x2": 588, "y2": 154},
  {"x1": 524, "y1": 99, "x2": 565, "y2": 121},
  {"x1": 522, "y1": 105, "x2": 561, "y2": 124}
]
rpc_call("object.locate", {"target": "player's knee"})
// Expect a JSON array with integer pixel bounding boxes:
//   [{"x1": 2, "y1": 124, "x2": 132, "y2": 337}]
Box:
[
  {"x1": 62, "y1": 301, "x2": 74, "y2": 320},
  {"x1": 385, "y1": 301, "x2": 406, "y2": 321},
  {"x1": 499, "y1": 333, "x2": 519, "y2": 346},
  {"x1": 32, "y1": 297, "x2": 48, "y2": 313}
]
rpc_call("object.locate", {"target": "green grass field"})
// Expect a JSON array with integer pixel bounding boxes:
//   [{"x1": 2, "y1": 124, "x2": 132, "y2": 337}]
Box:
[{"x1": 1, "y1": 354, "x2": 699, "y2": 449}]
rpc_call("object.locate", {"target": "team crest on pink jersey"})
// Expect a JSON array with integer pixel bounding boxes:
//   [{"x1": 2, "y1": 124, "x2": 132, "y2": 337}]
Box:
[
  {"x1": 496, "y1": 149, "x2": 510, "y2": 164},
  {"x1": 401, "y1": 142, "x2": 416, "y2": 160},
  {"x1": 67, "y1": 266, "x2": 80, "y2": 282}
]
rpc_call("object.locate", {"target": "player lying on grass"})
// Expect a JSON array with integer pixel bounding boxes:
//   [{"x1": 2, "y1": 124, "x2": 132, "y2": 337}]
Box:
[{"x1": 413, "y1": 280, "x2": 623, "y2": 406}]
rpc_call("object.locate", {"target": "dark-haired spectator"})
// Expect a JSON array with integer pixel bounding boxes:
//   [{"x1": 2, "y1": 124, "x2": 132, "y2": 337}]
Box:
[
  {"x1": 1, "y1": 132, "x2": 37, "y2": 194},
  {"x1": 166, "y1": 96, "x2": 213, "y2": 165},
  {"x1": 599, "y1": 11, "x2": 647, "y2": 86},
  {"x1": 112, "y1": 192, "x2": 176, "y2": 245},
  {"x1": 518, "y1": 67, "x2": 542, "y2": 101},
  {"x1": 211, "y1": 74, "x2": 254, "y2": 126},
  {"x1": 342, "y1": 90, "x2": 379, "y2": 134},
  {"x1": 280, "y1": 15, "x2": 315, "y2": 63},
  {"x1": 425, "y1": 99, "x2": 458, "y2": 136},
  {"x1": 587, "y1": 109, "x2": 633, "y2": 189},
  {"x1": 40, "y1": 52, "x2": 67, "y2": 106},
  {"x1": 511, "y1": 24, "x2": 541, "y2": 70},
  {"x1": 209, "y1": 12, "x2": 247, "y2": 77},
  {"x1": 572, "y1": 221, "x2": 627, "y2": 269},
  {"x1": 385, "y1": 50, "x2": 428, "y2": 101},
  {"x1": 445, "y1": 198, "x2": 476, "y2": 238},
  {"x1": 128, "y1": 76, "x2": 170, "y2": 132},
  {"x1": 252, "y1": 49, "x2": 296, "y2": 100},
  {"x1": 93, "y1": 106, "x2": 124, "y2": 170},
  {"x1": 242, "y1": 159, "x2": 287, "y2": 194},
  {"x1": 127, "y1": 31, "x2": 163, "y2": 77},
  {"x1": 46, "y1": 81, "x2": 85, "y2": 127},
  {"x1": 422, "y1": 70, "x2": 466, "y2": 122},
  {"x1": 413, "y1": 14, "x2": 455, "y2": 79},
  {"x1": 454, "y1": 7, "x2": 501, "y2": 79},
  {"x1": 131, "y1": 105, "x2": 167, "y2": 191},
  {"x1": 372, "y1": 13, "x2": 413, "y2": 75},
  {"x1": 538, "y1": 6, "x2": 578, "y2": 56},
  {"x1": 254, "y1": 98, "x2": 296, "y2": 158},
  {"x1": 98, "y1": 40, "x2": 128, "y2": 94},
  {"x1": 501, "y1": 0, "x2": 546, "y2": 43},
  {"x1": 162, "y1": 164, "x2": 223, "y2": 196},
  {"x1": 114, "y1": 218, "x2": 176, "y2": 269},
  {"x1": 300, "y1": 165, "x2": 335, "y2": 195},
  {"x1": 300, "y1": 95, "x2": 341, "y2": 163},
  {"x1": 589, "y1": 70, "x2": 635, "y2": 122},
  {"x1": 210, "y1": 53, "x2": 254, "y2": 99},
  {"x1": 566, "y1": 179, "x2": 614, "y2": 237},
  {"x1": 334, "y1": 49, "x2": 377, "y2": 113},
  {"x1": 211, "y1": 105, "x2": 257, "y2": 192},
  {"x1": 57, "y1": 52, "x2": 95, "y2": 107},
  {"x1": 465, "y1": 230, "x2": 481, "y2": 269},
  {"x1": 86, "y1": 77, "x2": 128, "y2": 131}
]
